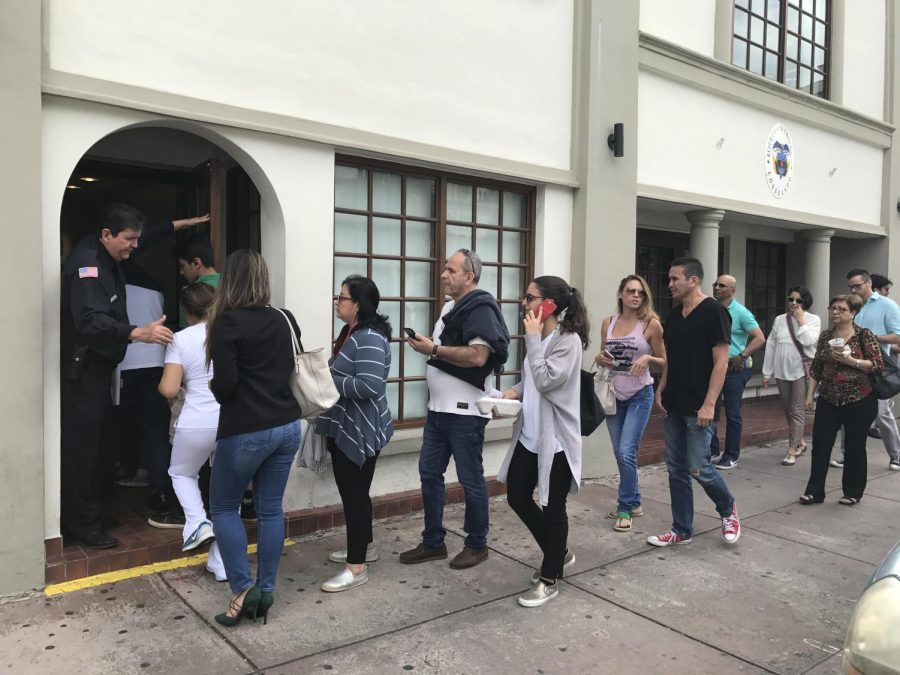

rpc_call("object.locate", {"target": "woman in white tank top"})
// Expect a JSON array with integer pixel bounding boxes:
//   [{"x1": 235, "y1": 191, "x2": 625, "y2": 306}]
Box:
[
  {"x1": 158, "y1": 282, "x2": 225, "y2": 581},
  {"x1": 595, "y1": 275, "x2": 667, "y2": 533}
]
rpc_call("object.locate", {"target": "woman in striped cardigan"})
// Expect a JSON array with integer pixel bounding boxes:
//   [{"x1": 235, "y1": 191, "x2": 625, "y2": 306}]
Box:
[{"x1": 316, "y1": 275, "x2": 393, "y2": 593}]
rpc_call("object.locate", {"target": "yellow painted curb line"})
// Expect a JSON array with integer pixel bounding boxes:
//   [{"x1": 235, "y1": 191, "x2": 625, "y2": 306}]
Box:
[{"x1": 45, "y1": 539, "x2": 296, "y2": 597}]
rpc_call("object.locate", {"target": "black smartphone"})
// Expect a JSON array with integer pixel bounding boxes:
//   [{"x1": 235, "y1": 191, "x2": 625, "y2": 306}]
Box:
[{"x1": 404, "y1": 327, "x2": 417, "y2": 339}]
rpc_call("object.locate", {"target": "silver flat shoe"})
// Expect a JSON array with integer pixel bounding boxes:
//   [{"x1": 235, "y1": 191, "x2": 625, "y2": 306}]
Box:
[
  {"x1": 518, "y1": 581, "x2": 559, "y2": 608},
  {"x1": 531, "y1": 550, "x2": 575, "y2": 584},
  {"x1": 328, "y1": 548, "x2": 379, "y2": 563},
  {"x1": 321, "y1": 567, "x2": 369, "y2": 593}
]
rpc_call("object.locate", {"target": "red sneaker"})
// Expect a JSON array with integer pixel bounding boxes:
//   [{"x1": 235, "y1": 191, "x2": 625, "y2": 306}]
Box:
[
  {"x1": 722, "y1": 504, "x2": 741, "y2": 544},
  {"x1": 646, "y1": 530, "x2": 692, "y2": 547}
]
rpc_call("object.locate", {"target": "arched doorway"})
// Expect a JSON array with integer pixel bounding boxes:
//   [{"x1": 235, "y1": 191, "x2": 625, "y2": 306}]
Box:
[{"x1": 55, "y1": 123, "x2": 271, "y2": 570}]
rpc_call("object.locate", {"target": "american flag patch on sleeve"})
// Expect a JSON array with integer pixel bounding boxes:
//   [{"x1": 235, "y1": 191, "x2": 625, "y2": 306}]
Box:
[{"x1": 78, "y1": 266, "x2": 99, "y2": 278}]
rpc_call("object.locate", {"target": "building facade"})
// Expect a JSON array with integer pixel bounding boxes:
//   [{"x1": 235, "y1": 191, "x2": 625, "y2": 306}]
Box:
[{"x1": 1, "y1": 0, "x2": 897, "y2": 595}]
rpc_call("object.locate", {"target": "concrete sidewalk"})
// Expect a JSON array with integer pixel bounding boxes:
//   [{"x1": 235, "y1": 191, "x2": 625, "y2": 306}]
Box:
[{"x1": 3, "y1": 438, "x2": 900, "y2": 675}]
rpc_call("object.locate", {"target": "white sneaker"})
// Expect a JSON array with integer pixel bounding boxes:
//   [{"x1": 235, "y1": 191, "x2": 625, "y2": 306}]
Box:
[
  {"x1": 890, "y1": 461, "x2": 900, "y2": 472},
  {"x1": 531, "y1": 550, "x2": 575, "y2": 584},
  {"x1": 518, "y1": 581, "x2": 559, "y2": 608},
  {"x1": 205, "y1": 565, "x2": 226, "y2": 582},
  {"x1": 182, "y1": 521, "x2": 215, "y2": 552},
  {"x1": 329, "y1": 547, "x2": 379, "y2": 563}
]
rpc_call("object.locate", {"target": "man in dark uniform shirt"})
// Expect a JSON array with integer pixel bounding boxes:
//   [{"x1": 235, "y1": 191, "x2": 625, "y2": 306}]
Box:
[{"x1": 60, "y1": 203, "x2": 202, "y2": 548}]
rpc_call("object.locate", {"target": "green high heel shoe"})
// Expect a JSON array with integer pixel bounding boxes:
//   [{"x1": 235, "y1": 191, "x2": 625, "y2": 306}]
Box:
[
  {"x1": 215, "y1": 586, "x2": 261, "y2": 627},
  {"x1": 245, "y1": 591, "x2": 274, "y2": 625}
]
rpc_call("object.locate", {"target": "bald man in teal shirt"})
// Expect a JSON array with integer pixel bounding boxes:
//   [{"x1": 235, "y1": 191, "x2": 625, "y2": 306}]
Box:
[{"x1": 710, "y1": 274, "x2": 765, "y2": 469}]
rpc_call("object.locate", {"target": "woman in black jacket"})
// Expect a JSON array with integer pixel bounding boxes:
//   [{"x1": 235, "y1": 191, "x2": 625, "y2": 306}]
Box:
[{"x1": 206, "y1": 249, "x2": 301, "y2": 626}]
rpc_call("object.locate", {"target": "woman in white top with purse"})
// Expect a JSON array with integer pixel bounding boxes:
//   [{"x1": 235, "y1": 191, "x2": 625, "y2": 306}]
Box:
[
  {"x1": 158, "y1": 282, "x2": 226, "y2": 580},
  {"x1": 761, "y1": 286, "x2": 821, "y2": 466}
]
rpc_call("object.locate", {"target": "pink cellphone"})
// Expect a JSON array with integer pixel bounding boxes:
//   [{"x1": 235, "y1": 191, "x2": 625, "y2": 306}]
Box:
[{"x1": 538, "y1": 298, "x2": 557, "y2": 320}]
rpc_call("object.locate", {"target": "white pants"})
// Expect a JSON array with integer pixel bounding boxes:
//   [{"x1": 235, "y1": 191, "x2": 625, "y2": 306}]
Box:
[{"x1": 169, "y1": 427, "x2": 225, "y2": 578}]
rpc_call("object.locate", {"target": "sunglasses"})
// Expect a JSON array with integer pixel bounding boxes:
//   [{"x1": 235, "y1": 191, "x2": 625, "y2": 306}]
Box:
[
  {"x1": 786, "y1": 297, "x2": 804, "y2": 304},
  {"x1": 623, "y1": 288, "x2": 646, "y2": 297}
]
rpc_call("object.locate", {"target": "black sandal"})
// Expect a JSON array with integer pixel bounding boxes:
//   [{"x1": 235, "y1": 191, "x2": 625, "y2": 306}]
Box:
[
  {"x1": 839, "y1": 496, "x2": 859, "y2": 506},
  {"x1": 799, "y1": 494, "x2": 821, "y2": 505}
]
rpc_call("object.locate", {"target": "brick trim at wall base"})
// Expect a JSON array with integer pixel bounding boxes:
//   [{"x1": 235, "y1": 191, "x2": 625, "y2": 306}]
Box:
[{"x1": 45, "y1": 478, "x2": 509, "y2": 586}]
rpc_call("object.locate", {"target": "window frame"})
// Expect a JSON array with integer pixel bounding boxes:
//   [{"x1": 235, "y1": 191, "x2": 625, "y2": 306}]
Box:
[
  {"x1": 731, "y1": 0, "x2": 831, "y2": 99},
  {"x1": 333, "y1": 155, "x2": 536, "y2": 429}
]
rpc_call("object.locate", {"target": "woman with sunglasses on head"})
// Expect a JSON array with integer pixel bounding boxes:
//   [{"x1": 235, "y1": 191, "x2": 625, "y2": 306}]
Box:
[
  {"x1": 205, "y1": 249, "x2": 302, "y2": 627},
  {"x1": 497, "y1": 276, "x2": 590, "y2": 608},
  {"x1": 316, "y1": 275, "x2": 393, "y2": 593},
  {"x1": 800, "y1": 293, "x2": 882, "y2": 506},
  {"x1": 761, "y1": 287, "x2": 821, "y2": 466},
  {"x1": 595, "y1": 275, "x2": 666, "y2": 533}
]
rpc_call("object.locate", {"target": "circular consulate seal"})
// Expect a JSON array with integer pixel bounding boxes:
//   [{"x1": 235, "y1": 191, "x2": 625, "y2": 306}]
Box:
[{"x1": 765, "y1": 123, "x2": 794, "y2": 199}]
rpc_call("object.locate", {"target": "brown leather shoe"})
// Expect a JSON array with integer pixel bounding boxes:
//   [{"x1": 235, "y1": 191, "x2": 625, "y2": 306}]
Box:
[
  {"x1": 449, "y1": 546, "x2": 488, "y2": 569},
  {"x1": 399, "y1": 543, "x2": 448, "y2": 564}
]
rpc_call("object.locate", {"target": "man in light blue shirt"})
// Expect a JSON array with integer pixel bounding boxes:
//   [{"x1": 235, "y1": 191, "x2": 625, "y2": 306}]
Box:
[
  {"x1": 838, "y1": 269, "x2": 900, "y2": 471},
  {"x1": 710, "y1": 274, "x2": 765, "y2": 469}
]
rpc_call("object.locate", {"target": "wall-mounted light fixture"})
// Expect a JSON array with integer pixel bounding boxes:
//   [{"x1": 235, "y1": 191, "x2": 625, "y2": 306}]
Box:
[{"x1": 607, "y1": 123, "x2": 624, "y2": 158}]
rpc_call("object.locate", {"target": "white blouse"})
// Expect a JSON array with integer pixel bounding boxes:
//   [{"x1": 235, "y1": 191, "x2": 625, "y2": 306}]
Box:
[{"x1": 762, "y1": 312, "x2": 822, "y2": 381}]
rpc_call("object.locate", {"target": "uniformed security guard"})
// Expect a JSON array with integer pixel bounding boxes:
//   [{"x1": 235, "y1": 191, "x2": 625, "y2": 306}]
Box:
[{"x1": 60, "y1": 203, "x2": 204, "y2": 548}]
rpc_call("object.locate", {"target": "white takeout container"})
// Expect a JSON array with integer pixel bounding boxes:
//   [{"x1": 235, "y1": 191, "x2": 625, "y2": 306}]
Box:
[{"x1": 476, "y1": 397, "x2": 524, "y2": 417}]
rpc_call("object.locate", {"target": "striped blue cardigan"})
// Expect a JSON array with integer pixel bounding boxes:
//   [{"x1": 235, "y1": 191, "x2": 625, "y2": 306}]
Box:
[{"x1": 315, "y1": 327, "x2": 393, "y2": 466}]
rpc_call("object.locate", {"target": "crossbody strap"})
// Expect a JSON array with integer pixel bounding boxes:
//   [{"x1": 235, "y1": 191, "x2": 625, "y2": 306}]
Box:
[
  {"x1": 785, "y1": 315, "x2": 809, "y2": 360},
  {"x1": 273, "y1": 307, "x2": 302, "y2": 356}
]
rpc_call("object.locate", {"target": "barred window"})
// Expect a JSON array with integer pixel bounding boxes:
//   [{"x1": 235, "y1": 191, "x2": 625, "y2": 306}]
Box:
[
  {"x1": 333, "y1": 158, "x2": 534, "y2": 427},
  {"x1": 732, "y1": 0, "x2": 830, "y2": 98}
]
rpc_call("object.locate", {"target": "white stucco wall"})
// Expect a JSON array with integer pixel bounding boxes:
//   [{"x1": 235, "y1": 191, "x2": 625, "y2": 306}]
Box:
[
  {"x1": 46, "y1": 0, "x2": 574, "y2": 170},
  {"x1": 639, "y1": 0, "x2": 717, "y2": 57},
  {"x1": 838, "y1": 0, "x2": 886, "y2": 119},
  {"x1": 637, "y1": 72, "x2": 884, "y2": 227}
]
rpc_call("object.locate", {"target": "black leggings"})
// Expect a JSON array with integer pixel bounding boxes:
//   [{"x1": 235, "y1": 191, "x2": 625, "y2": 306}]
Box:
[
  {"x1": 329, "y1": 439, "x2": 378, "y2": 564},
  {"x1": 805, "y1": 395, "x2": 878, "y2": 501},
  {"x1": 506, "y1": 442, "x2": 573, "y2": 581}
]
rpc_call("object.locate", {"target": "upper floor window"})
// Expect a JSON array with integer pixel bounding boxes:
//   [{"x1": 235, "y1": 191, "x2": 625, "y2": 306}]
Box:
[
  {"x1": 732, "y1": 0, "x2": 830, "y2": 98},
  {"x1": 333, "y1": 158, "x2": 534, "y2": 427}
]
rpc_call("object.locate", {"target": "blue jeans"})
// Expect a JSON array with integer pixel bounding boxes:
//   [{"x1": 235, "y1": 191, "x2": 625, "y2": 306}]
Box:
[
  {"x1": 709, "y1": 366, "x2": 753, "y2": 461},
  {"x1": 210, "y1": 420, "x2": 301, "y2": 594},
  {"x1": 664, "y1": 413, "x2": 735, "y2": 538},
  {"x1": 606, "y1": 384, "x2": 654, "y2": 512},
  {"x1": 419, "y1": 411, "x2": 489, "y2": 549}
]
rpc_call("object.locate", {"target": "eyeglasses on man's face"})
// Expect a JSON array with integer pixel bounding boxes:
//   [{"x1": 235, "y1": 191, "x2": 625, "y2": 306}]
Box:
[
  {"x1": 848, "y1": 282, "x2": 866, "y2": 291},
  {"x1": 786, "y1": 297, "x2": 804, "y2": 304}
]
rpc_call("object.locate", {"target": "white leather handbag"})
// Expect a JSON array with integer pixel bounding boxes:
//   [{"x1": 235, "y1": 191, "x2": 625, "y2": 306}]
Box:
[{"x1": 274, "y1": 308, "x2": 339, "y2": 421}]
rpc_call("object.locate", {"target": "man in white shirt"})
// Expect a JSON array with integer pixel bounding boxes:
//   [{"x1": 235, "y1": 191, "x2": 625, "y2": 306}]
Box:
[{"x1": 401, "y1": 249, "x2": 510, "y2": 569}]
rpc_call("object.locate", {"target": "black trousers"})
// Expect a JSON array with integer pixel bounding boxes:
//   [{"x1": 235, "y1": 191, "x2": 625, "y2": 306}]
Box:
[
  {"x1": 506, "y1": 442, "x2": 573, "y2": 581},
  {"x1": 61, "y1": 365, "x2": 115, "y2": 538},
  {"x1": 115, "y1": 367, "x2": 172, "y2": 495},
  {"x1": 329, "y1": 439, "x2": 378, "y2": 565},
  {"x1": 805, "y1": 395, "x2": 878, "y2": 501}
]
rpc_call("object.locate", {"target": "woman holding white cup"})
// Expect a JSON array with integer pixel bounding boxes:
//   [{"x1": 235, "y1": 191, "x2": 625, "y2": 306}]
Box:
[{"x1": 800, "y1": 293, "x2": 883, "y2": 506}]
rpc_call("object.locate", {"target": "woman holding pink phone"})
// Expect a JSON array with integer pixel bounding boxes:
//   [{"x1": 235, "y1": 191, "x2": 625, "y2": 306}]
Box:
[
  {"x1": 497, "y1": 275, "x2": 590, "y2": 608},
  {"x1": 596, "y1": 275, "x2": 666, "y2": 533}
]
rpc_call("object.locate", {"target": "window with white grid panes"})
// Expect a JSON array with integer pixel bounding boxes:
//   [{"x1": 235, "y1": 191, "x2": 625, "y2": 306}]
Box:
[
  {"x1": 333, "y1": 159, "x2": 534, "y2": 427},
  {"x1": 732, "y1": 0, "x2": 830, "y2": 99}
]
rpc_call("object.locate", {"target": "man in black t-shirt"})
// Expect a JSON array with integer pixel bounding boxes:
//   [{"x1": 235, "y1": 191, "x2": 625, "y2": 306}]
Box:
[{"x1": 647, "y1": 257, "x2": 742, "y2": 548}]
